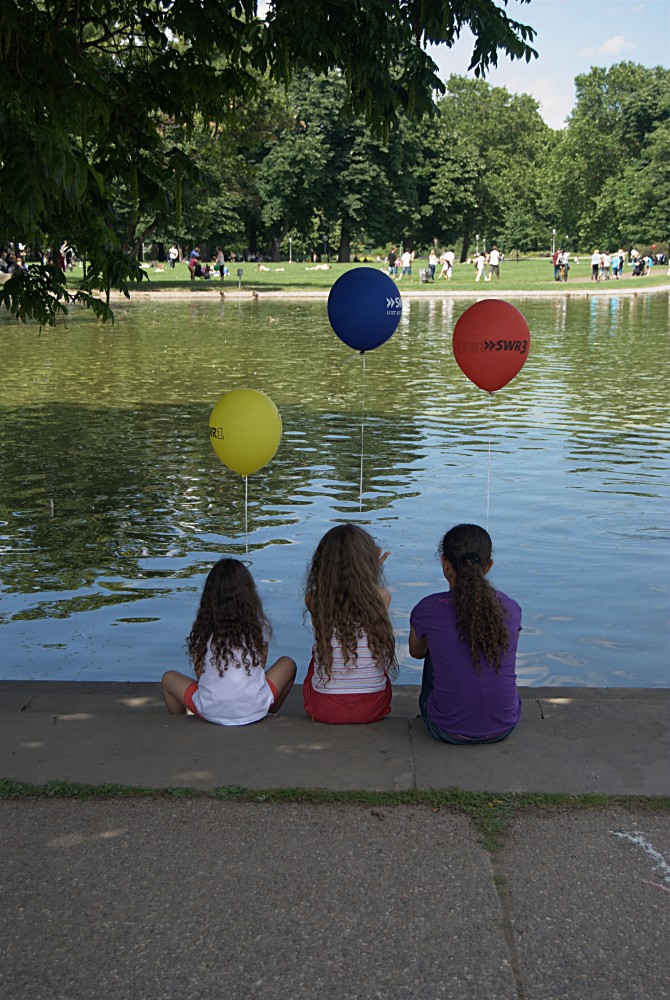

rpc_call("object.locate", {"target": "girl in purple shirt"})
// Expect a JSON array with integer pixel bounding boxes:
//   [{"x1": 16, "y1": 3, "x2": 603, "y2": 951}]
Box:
[{"x1": 409, "y1": 524, "x2": 522, "y2": 744}]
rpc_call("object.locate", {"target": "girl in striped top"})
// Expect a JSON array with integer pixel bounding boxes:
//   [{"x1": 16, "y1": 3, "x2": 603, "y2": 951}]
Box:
[{"x1": 302, "y1": 524, "x2": 397, "y2": 724}]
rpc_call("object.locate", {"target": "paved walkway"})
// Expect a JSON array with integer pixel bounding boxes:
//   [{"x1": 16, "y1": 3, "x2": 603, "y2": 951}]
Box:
[
  {"x1": 2, "y1": 682, "x2": 668, "y2": 795},
  {"x1": 2, "y1": 683, "x2": 668, "y2": 1000}
]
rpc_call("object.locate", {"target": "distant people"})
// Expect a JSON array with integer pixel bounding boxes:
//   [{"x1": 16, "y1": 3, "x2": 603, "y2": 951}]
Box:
[
  {"x1": 552, "y1": 248, "x2": 561, "y2": 281},
  {"x1": 386, "y1": 247, "x2": 398, "y2": 278},
  {"x1": 428, "y1": 250, "x2": 438, "y2": 281},
  {"x1": 409, "y1": 523, "x2": 522, "y2": 745},
  {"x1": 303, "y1": 524, "x2": 397, "y2": 725},
  {"x1": 488, "y1": 246, "x2": 501, "y2": 280},
  {"x1": 214, "y1": 247, "x2": 226, "y2": 280},
  {"x1": 9, "y1": 255, "x2": 29, "y2": 275},
  {"x1": 161, "y1": 558, "x2": 296, "y2": 725},
  {"x1": 559, "y1": 249, "x2": 570, "y2": 282},
  {"x1": 611, "y1": 251, "x2": 621, "y2": 279},
  {"x1": 305, "y1": 263, "x2": 332, "y2": 271},
  {"x1": 475, "y1": 252, "x2": 487, "y2": 282},
  {"x1": 590, "y1": 250, "x2": 600, "y2": 281},
  {"x1": 440, "y1": 249, "x2": 455, "y2": 280},
  {"x1": 189, "y1": 246, "x2": 201, "y2": 262},
  {"x1": 188, "y1": 254, "x2": 202, "y2": 280},
  {"x1": 168, "y1": 243, "x2": 179, "y2": 268},
  {"x1": 399, "y1": 248, "x2": 412, "y2": 281},
  {"x1": 387, "y1": 245, "x2": 398, "y2": 277}
]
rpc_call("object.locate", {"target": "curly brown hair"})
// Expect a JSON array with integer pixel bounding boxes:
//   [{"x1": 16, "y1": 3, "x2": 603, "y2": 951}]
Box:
[
  {"x1": 188, "y1": 558, "x2": 270, "y2": 677},
  {"x1": 305, "y1": 524, "x2": 397, "y2": 681},
  {"x1": 440, "y1": 524, "x2": 509, "y2": 672}
]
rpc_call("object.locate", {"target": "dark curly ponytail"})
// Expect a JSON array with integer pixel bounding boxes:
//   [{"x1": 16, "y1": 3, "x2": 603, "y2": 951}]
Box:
[{"x1": 439, "y1": 524, "x2": 509, "y2": 671}]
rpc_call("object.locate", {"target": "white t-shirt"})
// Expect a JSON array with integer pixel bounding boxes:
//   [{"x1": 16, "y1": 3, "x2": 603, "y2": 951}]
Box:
[
  {"x1": 489, "y1": 249, "x2": 500, "y2": 266},
  {"x1": 192, "y1": 640, "x2": 273, "y2": 726},
  {"x1": 401, "y1": 251, "x2": 412, "y2": 268},
  {"x1": 312, "y1": 633, "x2": 388, "y2": 695}
]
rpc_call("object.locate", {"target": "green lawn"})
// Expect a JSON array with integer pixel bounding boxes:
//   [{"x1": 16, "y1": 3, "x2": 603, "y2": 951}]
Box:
[{"x1": 64, "y1": 256, "x2": 670, "y2": 295}]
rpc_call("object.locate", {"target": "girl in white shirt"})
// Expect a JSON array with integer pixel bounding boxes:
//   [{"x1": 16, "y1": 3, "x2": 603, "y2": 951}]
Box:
[
  {"x1": 303, "y1": 524, "x2": 397, "y2": 724},
  {"x1": 161, "y1": 559, "x2": 296, "y2": 725}
]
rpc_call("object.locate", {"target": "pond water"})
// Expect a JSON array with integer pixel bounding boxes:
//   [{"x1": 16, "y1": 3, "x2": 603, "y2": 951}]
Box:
[{"x1": 1, "y1": 292, "x2": 668, "y2": 687}]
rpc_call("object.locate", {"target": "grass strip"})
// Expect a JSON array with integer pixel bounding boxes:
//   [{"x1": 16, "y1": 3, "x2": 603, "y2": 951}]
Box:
[
  {"x1": 61, "y1": 258, "x2": 670, "y2": 297},
  {"x1": 2, "y1": 779, "x2": 668, "y2": 852}
]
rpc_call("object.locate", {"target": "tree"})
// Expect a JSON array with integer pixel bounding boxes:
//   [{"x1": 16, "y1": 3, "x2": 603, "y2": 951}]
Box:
[
  {"x1": 256, "y1": 74, "x2": 422, "y2": 261},
  {"x1": 420, "y1": 76, "x2": 551, "y2": 257},
  {"x1": 545, "y1": 63, "x2": 670, "y2": 248},
  {"x1": 0, "y1": 0, "x2": 537, "y2": 324}
]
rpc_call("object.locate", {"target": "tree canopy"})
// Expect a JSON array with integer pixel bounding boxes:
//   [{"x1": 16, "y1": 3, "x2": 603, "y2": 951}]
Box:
[{"x1": 0, "y1": 0, "x2": 537, "y2": 324}]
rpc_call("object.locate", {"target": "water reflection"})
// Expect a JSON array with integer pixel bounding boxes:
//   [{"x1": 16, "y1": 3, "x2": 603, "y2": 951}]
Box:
[{"x1": 1, "y1": 293, "x2": 668, "y2": 686}]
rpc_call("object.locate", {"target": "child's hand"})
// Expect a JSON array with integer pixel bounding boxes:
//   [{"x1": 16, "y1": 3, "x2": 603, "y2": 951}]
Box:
[{"x1": 378, "y1": 548, "x2": 391, "y2": 565}]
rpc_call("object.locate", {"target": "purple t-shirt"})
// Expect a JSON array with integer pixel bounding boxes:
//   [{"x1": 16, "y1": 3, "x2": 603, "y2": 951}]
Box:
[{"x1": 410, "y1": 589, "x2": 522, "y2": 738}]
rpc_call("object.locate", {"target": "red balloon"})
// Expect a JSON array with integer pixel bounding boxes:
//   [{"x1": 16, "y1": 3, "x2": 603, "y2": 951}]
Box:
[{"x1": 452, "y1": 299, "x2": 531, "y2": 392}]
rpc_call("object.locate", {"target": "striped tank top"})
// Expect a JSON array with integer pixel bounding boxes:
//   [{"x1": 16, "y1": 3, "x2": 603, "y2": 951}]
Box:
[{"x1": 312, "y1": 633, "x2": 388, "y2": 694}]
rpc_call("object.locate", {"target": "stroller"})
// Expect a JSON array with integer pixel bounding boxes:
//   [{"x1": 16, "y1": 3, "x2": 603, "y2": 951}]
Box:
[{"x1": 631, "y1": 258, "x2": 646, "y2": 277}]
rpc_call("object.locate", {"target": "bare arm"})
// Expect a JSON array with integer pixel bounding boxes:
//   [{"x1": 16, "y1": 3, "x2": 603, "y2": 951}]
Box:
[{"x1": 408, "y1": 626, "x2": 428, "y2": 659}]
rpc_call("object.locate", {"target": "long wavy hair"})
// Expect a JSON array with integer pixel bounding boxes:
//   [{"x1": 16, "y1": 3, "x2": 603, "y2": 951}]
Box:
[
  {"x1": 440, "y1": 524, "x2": 509, "y2": 672},
  {"x1": 305, "y1": 524, "x2": 397, "y2": 681},
  {"x1": 188, "y1": 558, "x2": 270, "y2": 677}
]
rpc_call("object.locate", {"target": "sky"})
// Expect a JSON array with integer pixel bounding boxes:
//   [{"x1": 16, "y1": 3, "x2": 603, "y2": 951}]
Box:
[{"x1": 428, "y1": 0, "x2": 670, "y2": 129}]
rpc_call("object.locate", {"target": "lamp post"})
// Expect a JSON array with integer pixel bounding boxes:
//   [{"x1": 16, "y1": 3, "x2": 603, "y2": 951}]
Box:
[
  {"x1": 552, "y1": 229, "x2": 556, "y2": 255},
  {"x1": 476, "y1": 234, "x2": 480, "y2": 254},
  {"x1": 322, "y1": 234, "x2": 328, "y2": 262},
  {"x1": 289, "y1": 237, "x2": 292, "y2": 264}
]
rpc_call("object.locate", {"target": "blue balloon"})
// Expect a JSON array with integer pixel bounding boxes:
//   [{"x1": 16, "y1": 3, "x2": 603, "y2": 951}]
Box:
[{"x1": 327, "y1": 267, "x2": 402, "y2": 352}]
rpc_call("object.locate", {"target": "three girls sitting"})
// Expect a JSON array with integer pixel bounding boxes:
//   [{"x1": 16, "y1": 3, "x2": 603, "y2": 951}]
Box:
[{"x1": 162, "y1": 523, "x2": 521, "y2": 742}]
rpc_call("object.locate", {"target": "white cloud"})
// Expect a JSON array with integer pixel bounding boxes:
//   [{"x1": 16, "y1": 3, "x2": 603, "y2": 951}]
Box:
[{"x1": 579, "y1": 35, "x2": 638, "y2": 58}]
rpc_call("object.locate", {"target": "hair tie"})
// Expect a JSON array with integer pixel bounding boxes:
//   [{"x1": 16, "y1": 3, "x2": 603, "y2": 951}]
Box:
[{"x1": 459, "y1": 552, "x2": 482, "y2": 567}]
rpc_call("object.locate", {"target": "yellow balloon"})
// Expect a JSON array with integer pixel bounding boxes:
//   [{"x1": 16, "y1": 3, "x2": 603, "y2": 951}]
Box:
[{"x1": 209, "y1": 388, "x2": 282, "y2": 477}]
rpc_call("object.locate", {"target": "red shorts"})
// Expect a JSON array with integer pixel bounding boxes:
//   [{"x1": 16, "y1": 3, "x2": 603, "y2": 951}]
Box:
[
  {"x1": 183, "y1": 678, "x2": 278, "y2": 719},
  {"x1": 302, "y1": 659, "x2": 392, "y2": 725}
]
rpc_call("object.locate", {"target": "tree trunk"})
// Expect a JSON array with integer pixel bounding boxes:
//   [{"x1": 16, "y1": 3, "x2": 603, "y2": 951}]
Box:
[
  {"x1": 270, "y1": 237, "x2": 282, "y2": 262},
  {"x1": 269, "y1": 219, "x2": 290, "y2": 261},
  {"x1": 125, "y1": 220, "x2": 158, "y2": 257},
  {"x1": 460, "y1": 232, "x2": 470, "y2": 263},
  {"x1": 338, "y1": 227, "x2": 351, "y2": 263},
  {"x1": 247, "y1": 219, "x2": 258, "y2": 256}
]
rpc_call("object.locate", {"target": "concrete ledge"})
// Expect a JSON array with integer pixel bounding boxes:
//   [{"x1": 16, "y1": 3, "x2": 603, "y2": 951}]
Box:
[
  {"x1": 103, "y1": 282, "x2": 670, "y2": 302},
  {"x1": 1, "y1": 683, "x2": 668, "y2": 796}
]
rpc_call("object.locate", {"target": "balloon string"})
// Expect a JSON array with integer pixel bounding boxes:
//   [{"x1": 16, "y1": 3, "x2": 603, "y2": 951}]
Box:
[
  {"x1": 359, "y1": 352, "x2": 366, "y2": 512},
  {"x1": 244, "y1": 476, "x2": 248, "y2": 555},
  {"x1": 486, "y1": 393, "x2": 492, "y2": 531}
]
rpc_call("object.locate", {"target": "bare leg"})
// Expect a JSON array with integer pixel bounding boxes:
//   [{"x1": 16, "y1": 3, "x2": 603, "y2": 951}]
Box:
[
  {"x1": 161, "y1": 670, "x2": 196, "y2": 715},
  {"x1": 265, "y1": 656, "x2": 297, "y2": 714}
]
